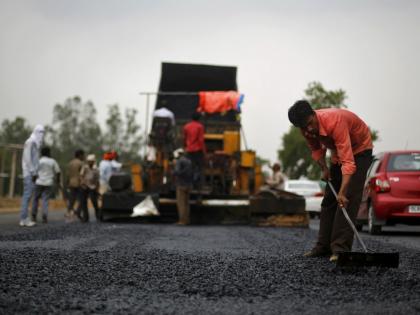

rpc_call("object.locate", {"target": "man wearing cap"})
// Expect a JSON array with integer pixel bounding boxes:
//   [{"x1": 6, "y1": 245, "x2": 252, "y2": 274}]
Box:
[
  {"x1": 173, "y1": 148, "x2": 193, "y2": 225},
  {"x1": 99, "y1": 152, "x2": 113, "y2": 195},
  {"x1": 80, "y1": 154, "x2": 100, "y2": 222},
  {"x1": 288, "y1": 100, "x2": 373, "y2": 262},
  {"x1": 19, "y1": 124, "x2": 45, "y2": 227}
]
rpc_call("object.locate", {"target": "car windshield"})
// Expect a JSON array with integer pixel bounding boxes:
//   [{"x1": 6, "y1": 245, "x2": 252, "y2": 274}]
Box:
[{"x1": 387, "y1": 153, "x2": 420, "y2": 172}]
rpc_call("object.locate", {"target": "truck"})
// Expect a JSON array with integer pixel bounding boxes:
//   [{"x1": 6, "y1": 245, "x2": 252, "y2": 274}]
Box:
[{"x1": 100, "y1": 62, "x2": 306, "y2": 225}]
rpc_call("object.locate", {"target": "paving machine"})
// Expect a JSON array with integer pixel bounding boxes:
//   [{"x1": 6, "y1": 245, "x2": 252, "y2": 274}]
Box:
[{"x1": 100, "y1": 62, "x2": 306, "y2": 225}]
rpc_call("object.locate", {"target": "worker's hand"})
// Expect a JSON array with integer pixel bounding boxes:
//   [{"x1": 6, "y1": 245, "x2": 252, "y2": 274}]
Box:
[{"x1": 337, "y1": 192, "x2": 349, "y2": 209}]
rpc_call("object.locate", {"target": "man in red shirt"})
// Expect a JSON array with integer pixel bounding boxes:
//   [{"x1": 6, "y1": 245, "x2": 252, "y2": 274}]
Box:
[
  {"x1": 183, "y1": 112, "x2": 206, "y2": 191},
  {"x1": 288, "y1": 100, "x2": 373, "y2": 262}
]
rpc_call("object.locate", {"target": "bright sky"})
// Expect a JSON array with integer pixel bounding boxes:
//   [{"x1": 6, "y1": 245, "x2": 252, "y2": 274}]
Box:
[{"x1": 1, "y1": 0, "x2": 419, "y2": 162}]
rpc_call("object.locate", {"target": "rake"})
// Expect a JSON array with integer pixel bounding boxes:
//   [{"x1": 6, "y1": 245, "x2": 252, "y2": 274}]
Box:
[{"x1": 327, "y1": 181, "x2": 399, "y2": 268}]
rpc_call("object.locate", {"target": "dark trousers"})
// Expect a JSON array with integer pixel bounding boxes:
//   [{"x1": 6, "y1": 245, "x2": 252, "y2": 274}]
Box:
[
  {"x1": 67, "y1": 187, "x2": 82, "y2": 213},
  {"x1": 31, "y1": 185, "x2": 53, "y2": 219},
  {"x1": 188, "y1": 151, "x2": 204, "y2": 191},
  {"x1": 80, "y1": 188, "x2": 99, "y2": 222},
  {"x1": 316, "y1": 150, "x2": 372, "y2": 253},
  {"x1": 176, "y1": 186, "x2": 190, "y2": 224}
]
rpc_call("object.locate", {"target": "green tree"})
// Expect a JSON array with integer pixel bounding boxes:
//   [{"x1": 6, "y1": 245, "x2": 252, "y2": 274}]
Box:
[
  {"x1": 279, "y1": 128, "x2": 316, "y2": 179},
  {"x1": 50, "y1": 96, "x2": 102, "y2": 166},
  {"x1": 0, "y1": 117, "x2": 32, "y2": 144},
  {"x1": 103, "y1": 104, "x2": 123, "y2": 152},
  {"x1": 76, "y1": 101, "x2": 103, "y2": 156},
  {"x1": 103, "y1": 104, "x2": 143, "y2": 162},
  {"x1": 278, "y1": 82, "x2": 379, "y2": 180},
  {"x1": 0, "y1": 117, "x2": 33, "y2": 179},
  {"x1": 121, "y1": 108, "x2": 143, "y2": 161},
  {"x1": 304, "y1": 81, "x2": 347, "y2": 109}
]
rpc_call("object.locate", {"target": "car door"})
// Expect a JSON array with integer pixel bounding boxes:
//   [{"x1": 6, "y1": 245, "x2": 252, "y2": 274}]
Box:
[{"x1": 357, "y1": 157, "x2": 381, "y2": 220}]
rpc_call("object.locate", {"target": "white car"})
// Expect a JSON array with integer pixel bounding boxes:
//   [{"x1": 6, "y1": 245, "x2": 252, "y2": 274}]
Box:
[{"x1": 284, "y1": 179, "x2": 324, "y2": 217}]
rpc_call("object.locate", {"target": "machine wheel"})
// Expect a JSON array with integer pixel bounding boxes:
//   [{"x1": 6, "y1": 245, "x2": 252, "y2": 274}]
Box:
[{"x1": 368, "y1": 204, "x2": 382, "y2": 235}]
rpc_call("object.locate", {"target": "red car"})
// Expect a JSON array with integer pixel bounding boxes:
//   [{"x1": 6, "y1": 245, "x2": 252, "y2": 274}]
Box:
[{"x1": 356, "y1": 150, "x2": 420, "y2": 234}]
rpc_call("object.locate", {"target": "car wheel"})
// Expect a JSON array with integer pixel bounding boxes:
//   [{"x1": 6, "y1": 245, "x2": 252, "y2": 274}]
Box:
[{"x1": 368, "y1": 204, "x2": 382, "y2": 235}]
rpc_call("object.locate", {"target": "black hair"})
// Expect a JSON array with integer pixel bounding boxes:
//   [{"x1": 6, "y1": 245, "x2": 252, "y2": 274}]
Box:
[
  {"x1": 75, "y1": 149, "x2": 85, "y2": 158},
  {"x1": 288, "y1": 100, "x2": 315, "y2": 127},
  {"x1": 41, "y1": 146, "x2": 51, "y2": 157},
  {"x1": 192, "y1": 112, "x2": 201, "y2": 121}
]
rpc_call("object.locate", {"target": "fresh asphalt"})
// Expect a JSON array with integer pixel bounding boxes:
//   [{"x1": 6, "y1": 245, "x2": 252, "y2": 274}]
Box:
[{"x1": 0, "y1": 209, "x2": 419, "y2": 314}]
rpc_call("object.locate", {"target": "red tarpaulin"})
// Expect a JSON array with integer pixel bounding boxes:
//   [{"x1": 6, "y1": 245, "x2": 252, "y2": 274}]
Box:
[{"x1": 198, "y1": 91, "x2": 243, "y2": 114}]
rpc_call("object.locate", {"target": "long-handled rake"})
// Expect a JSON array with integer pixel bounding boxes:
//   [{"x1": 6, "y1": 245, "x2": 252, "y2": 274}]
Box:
[{"x1": 327, "y1": 181, "x2": 399, "y2": 268}]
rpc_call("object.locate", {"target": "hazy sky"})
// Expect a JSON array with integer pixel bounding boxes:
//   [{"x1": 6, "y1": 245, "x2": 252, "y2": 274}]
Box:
[{"x1": 1, "y1": 0, "x2": 419, "y2": 162}]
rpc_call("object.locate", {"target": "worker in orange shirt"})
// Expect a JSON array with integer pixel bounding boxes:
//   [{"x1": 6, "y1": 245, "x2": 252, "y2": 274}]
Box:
[
  {"x1": 288, "y1": 100, "x2": 373, "y2": 262},
  {"x1": 183, "y1": 112, "x2": 206, "y2": 193}
]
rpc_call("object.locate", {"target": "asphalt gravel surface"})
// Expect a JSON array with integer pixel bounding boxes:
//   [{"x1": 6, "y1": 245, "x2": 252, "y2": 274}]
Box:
[{"x1": 0, "y1": 220, "x2": 419, "y2": 314}]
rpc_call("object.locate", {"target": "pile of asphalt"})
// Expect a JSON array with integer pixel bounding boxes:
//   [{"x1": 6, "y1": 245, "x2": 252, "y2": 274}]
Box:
[{"x1": 0, "y1": 223, "x2": 419, "y2": 314}]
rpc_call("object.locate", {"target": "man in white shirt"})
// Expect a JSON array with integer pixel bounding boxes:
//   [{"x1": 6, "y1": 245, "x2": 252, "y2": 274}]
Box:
[
  {"x1": 99, "y1": 151, "x2": 122, "y2": 194},
  {"x1": 31, "y1": 147, "x2": 61, "y2": 224},
  {"x1": 99, "y1": 152, "x2": 113, "y2": 195},
  {"x1": 265, "y1": 163, "x2": 286, "y2": 190},
  {"x1": 153, "y1": 107, "x2": 175, "y2": 126},
  {"x1": 20, "y1": 124, "x2": 44, "y2": 227},
  {"x1": 110, "y1": 151, "x2": 122, "y2": 172}
]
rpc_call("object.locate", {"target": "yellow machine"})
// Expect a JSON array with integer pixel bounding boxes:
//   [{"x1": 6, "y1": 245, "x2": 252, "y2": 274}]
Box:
[
  {"x1": 132, "y1": 125, "x2": 263, "y2": 197},
  {"x1": 101, "y1": 62, "x2": 305, "y2": 225}
]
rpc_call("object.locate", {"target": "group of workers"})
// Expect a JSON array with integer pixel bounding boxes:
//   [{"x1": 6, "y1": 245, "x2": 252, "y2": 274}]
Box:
[
  {"x1": 18, "y1": 124, "x2": 122, "y2": 226},
  {"x1": 17, "y1": 99, "x2": 373, "y2": 262},
  {"x1": 66, "y1": 149, "x2": 121, "y2": 222}
]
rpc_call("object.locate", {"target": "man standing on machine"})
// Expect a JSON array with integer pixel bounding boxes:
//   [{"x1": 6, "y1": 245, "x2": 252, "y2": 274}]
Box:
[
  {"x1": 183, "y1": 112, "x2": 206, "y2": 193},
  {"x1": 288, "y1": 100, "x2": 373, "y2": 262}
]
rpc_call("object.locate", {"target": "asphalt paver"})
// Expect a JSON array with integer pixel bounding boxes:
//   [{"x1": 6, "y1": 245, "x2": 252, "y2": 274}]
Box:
[{"x1": 0, "y1": 222, "x2": 419, "y2": 314}]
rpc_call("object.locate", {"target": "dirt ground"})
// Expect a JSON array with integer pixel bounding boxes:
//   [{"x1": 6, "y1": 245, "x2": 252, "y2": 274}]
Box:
[{"x1": 0, "y1": 197, "x2": 66, "y2": 213}]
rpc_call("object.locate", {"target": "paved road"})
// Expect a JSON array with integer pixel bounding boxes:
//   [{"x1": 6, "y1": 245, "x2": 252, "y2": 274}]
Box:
[
  {"x1": 310, "y1": 218, "x2": 420, "y2": 251},
  {"x1": 3, "y1": 211, "x2": 419, "y2": 252},
  {"x1": 0, "y1": 210, "x2": 419, "y2": 314}
]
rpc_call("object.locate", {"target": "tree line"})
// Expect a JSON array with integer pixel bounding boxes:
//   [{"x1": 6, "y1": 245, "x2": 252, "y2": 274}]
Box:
[
  {"x1": 1, "y1": 83, "x2": 380, "y2": 182},
  {"x1": 0, "y1": 96, "x2": 144, "y2": 172}
]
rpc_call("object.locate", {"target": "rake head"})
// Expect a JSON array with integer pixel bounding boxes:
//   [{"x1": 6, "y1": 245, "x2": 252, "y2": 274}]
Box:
[{"x1": 337, "y1": 251, "x2": 399, "y2": 268}]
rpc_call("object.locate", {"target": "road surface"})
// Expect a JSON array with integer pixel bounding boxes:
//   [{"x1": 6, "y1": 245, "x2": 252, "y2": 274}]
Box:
[{"x1": 0, "y1": 210, "x2": 419, "y2": 314}]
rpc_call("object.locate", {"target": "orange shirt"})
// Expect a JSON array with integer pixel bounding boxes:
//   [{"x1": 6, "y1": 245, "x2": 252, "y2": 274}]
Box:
[
  {"x1": 183, "y1": 120, "x2": 206, "y2": 153},
  {"x1": 303, "y1": 108, "x2": 373, "y2": 175}
]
